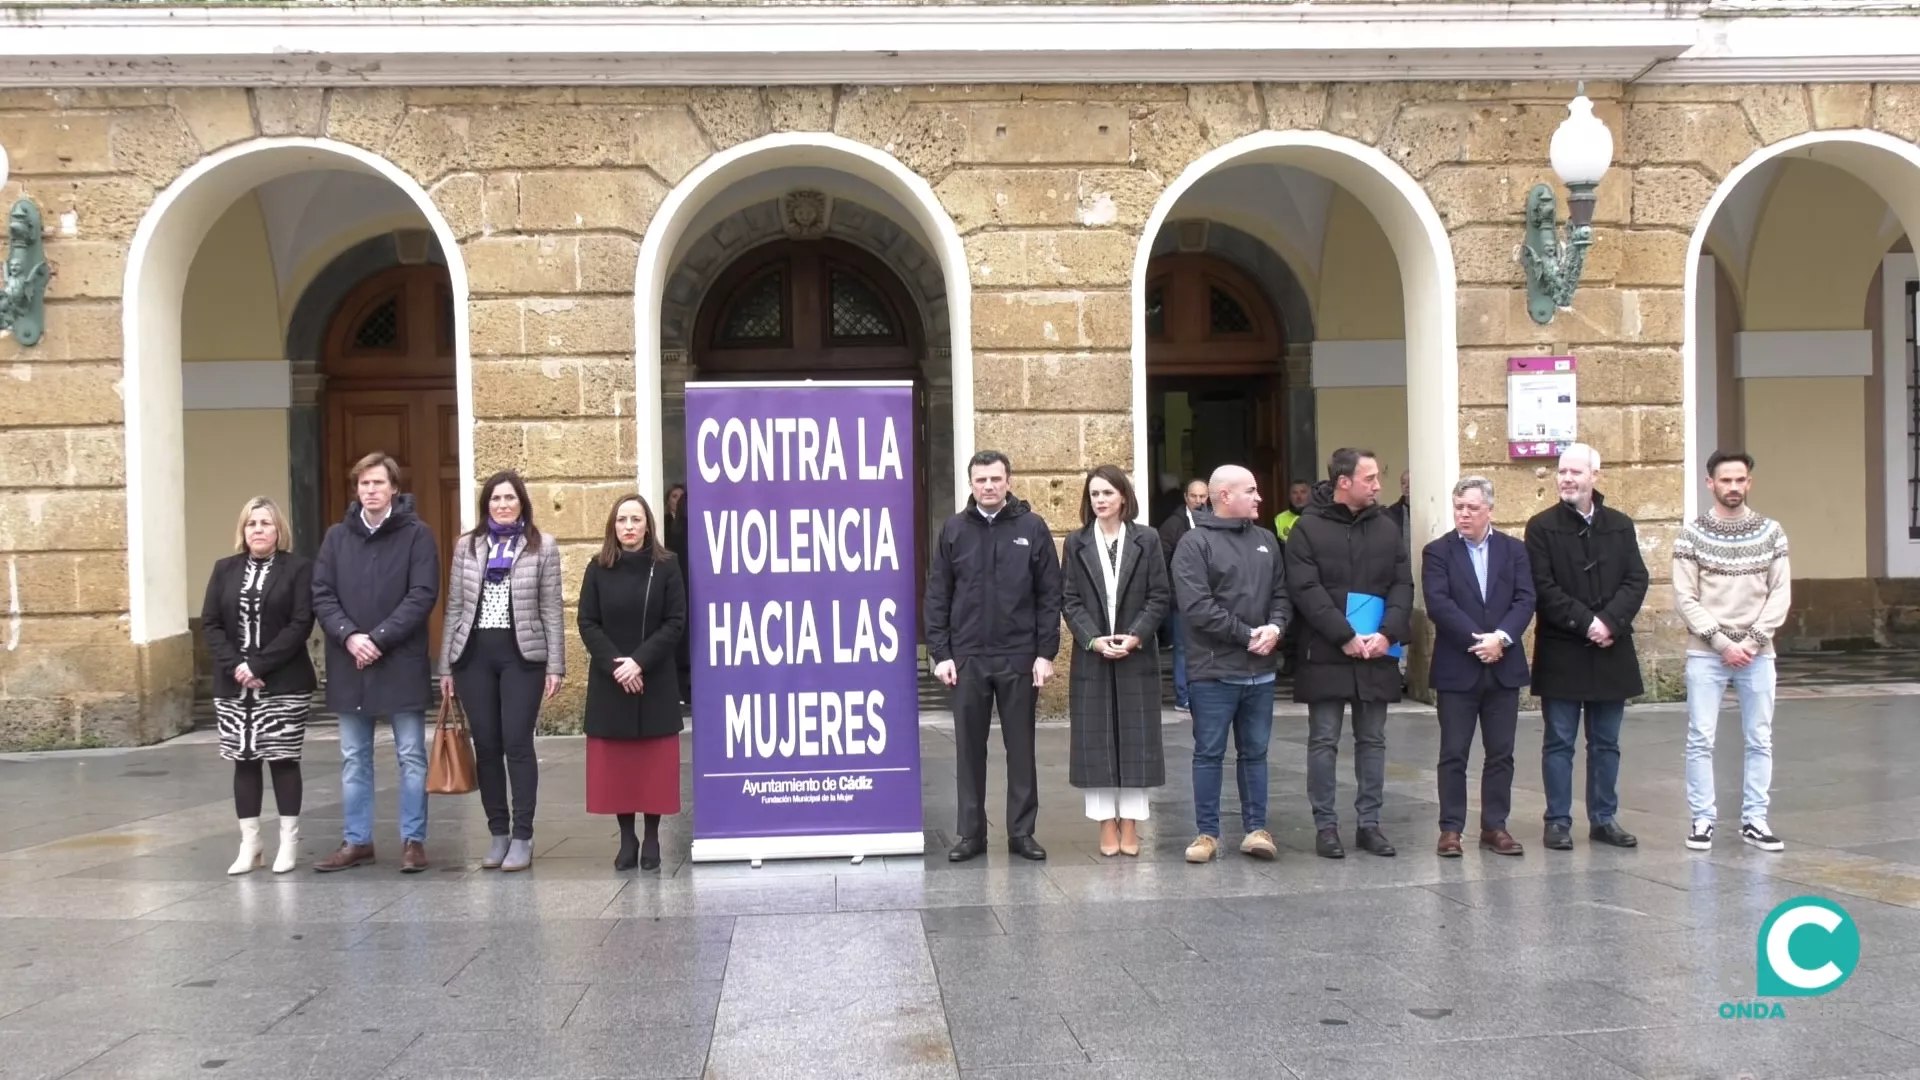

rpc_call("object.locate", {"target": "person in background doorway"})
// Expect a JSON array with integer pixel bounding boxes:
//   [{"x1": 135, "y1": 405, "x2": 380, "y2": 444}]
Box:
[
  {"x1": 1422, "y1": 476, "x2": 1535, "y2": 858},
  {"x1": 1384, "y1": 469, "x2": 1412, "y2": 552},
  {"x1": 1285, "y1": 448, "x2": 1412, "y2": 860},
  {"x1": 202, "y1": 496, "x2": 316, "y2": 875},
  {"x1": 579, "y1": 494, "x2": 686, "y2": 872},
  {"x1": 1675, "y1": 451, "x2": 1792, "y2": 853},
  {"x1": 1272, "y1": 479, "x2": 1312, "y2": 677},
  {"x1": 926, "y1": 450, "x2": 1062, "y2": 863},
  {"x1": 1064, "y1": 466, "x2": 1170, "y2": 858},
  {"x1": 664, "y1": 482, "x2": 692, "y2": 705},
  {"x1": 1272, "y1": 480, "x2": 1311, "y2": 543},
  {"x1": 311, "y1": 452, "x2": 440, "y2": 874},
  {"x1": 1171, "y1": 465, "x2": 1290, "y2": 864},
  {"x1": 1157, "y1": 477, "x2": 1209, "y2": 712},
  {"x1": 439, "y1": 470, "x2": 565, "y2": 873},
  {"x1": 1526, "y1": 443, "x2": 1647, "y2": 853}
]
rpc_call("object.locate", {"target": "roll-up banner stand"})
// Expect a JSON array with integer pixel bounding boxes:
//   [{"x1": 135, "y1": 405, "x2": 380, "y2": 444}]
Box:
[{"x1": 685, "y1": 381, "x2": 925, "y2": 863}]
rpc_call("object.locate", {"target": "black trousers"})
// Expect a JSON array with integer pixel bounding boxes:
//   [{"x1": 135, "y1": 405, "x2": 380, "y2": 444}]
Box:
[
  {"x1": 951, "y1": 654, "x2": 1040, "y2": 841},
  {"x1": 1436, "y1": 669, "x2": 1519, "y2": 833},
  {"x1": 453, "y1": 629, "x2": 545, "y2": 840}
]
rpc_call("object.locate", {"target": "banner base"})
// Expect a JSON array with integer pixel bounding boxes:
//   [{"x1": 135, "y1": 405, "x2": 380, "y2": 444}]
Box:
[{"x1": 690, "y1": 831, "x2": 926, "y2": 864}]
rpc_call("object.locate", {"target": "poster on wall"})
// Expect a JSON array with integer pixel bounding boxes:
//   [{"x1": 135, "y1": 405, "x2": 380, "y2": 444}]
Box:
[
  {"x1": 1508, "y1": 355, "x2": 1578, "y2": 458},
  {"x1": 684, "y1": 381, "x2": 925, "y2": 863}
]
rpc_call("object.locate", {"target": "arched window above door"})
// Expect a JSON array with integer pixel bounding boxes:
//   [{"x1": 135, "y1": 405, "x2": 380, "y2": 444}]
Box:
[
  {"x1": 696, "y1": 238, "x2": 918, "y2": 375},
  {"x1": 1145, "y1": 254, "x2": 1284, "y2": 375}
]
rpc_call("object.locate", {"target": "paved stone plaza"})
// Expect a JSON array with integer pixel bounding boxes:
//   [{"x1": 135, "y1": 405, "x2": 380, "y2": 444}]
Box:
[{"x1": 4, "y1": 692, "x2": 1920, "y2": 1080}]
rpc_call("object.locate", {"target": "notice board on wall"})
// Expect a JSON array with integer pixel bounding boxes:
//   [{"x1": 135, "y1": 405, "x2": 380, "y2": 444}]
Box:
[{"x1": 1508, "y1": 355, "x2": 1577, "y2": 459}]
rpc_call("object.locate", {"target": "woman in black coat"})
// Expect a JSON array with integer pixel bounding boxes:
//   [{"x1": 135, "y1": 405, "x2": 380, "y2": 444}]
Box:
[
  {"x1": 578, "y1": 493, "x2": 686, "y2": 872},
  {"x1": 201, "y1": 497, "x2": 317, "y2": 876},
  {"x1": 1062, "y1": 466, "x2": 1170, "y2": 858}
]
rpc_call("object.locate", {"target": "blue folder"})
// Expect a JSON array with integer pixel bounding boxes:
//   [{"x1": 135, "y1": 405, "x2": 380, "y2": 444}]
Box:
[{"x1": 1346, "y1": 592, "x2": 1403, "y2": 659}]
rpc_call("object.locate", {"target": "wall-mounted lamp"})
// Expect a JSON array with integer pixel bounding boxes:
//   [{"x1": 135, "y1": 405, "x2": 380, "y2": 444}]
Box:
[
  {"x1": 1520, "y1": 85, "x2": 1614, "y2": 325},
  {"x1": 0, "y1": 142, "x2": 51, "y2": 348}
]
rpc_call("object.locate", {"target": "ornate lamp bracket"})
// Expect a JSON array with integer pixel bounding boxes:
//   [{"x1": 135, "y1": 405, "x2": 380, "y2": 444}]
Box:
[
  {"x1": 1, "y1": 199, "x2": 51, "y2": 347},
  {"x1": 1519, "y1": 182, "x2": 1597, "y2": 326}
]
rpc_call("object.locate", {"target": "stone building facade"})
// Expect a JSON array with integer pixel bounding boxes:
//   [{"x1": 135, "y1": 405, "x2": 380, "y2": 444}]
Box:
[{"x1": 4, "y1": 3, "x2": 1919, "y2": 748}]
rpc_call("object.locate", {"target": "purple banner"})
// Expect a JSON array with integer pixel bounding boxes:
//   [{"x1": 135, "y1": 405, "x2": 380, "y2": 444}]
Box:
[{"x1": 685, "y1": 382, "x2": 923, "y2": 858}]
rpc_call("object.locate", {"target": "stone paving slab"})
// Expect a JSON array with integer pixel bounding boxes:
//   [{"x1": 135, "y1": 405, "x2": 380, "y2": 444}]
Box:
[{"x1": 3, "y1": 697, "x2": 1920, "y2": 1079}]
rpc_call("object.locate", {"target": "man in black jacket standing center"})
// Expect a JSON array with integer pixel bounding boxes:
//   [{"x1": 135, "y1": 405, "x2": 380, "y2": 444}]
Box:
[{"x1": 926, "y1": 450, "x2": 1063, "y2": 862}]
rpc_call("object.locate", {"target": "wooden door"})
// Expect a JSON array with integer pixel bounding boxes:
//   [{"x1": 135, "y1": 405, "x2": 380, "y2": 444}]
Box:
[
  {"x1": 1145, "y1": 254, "x2": 1288, "y2": 517},
  {"x1": 322, "y1": 265, "x2": 458, "y2": 660},
  {"x1": 694, "y1": 238, "x2": 932, "y2": 607}
]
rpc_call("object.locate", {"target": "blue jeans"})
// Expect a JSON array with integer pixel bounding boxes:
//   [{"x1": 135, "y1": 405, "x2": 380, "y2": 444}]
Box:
[
  {"x1": 1541, "y1": 698, "x2": 1624, "y2": 828},
  {"x1": 1684, "y1": 653, "x2": 1776, "y2": 823},
  {"x1": 338, "y1": 711, "x2": 428, "y2": 846},
  {"x1": 1189, "y1": 679, "x2": 1275, "y2": 837},
  {"x1": 1166, "y1": 608, "x2": 1190, "y2": 708}
]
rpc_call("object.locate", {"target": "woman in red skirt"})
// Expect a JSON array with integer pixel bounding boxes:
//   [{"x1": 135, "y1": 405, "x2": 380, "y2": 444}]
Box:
[{"x1": 578, "y1": 493, "x2": 687, "y2": 871}]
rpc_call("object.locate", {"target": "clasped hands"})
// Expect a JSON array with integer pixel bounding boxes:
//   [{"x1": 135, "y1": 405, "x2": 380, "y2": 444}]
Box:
[
  {"x1": 932, "y1": 657, "x2": 1054, "y2": 688},
  {"x1": 1247, "y1": 625, "x2": 1281, "y2": 657},
  {"x1": 346, "y1": 632, "x2": 382, "y2": 669},
  {"x1": 1468, "y1": 632, "x2": 1506, "y2": 664},
  {"x1": 1341, "y1": 633, "x2": 1392, "y2": 660}
]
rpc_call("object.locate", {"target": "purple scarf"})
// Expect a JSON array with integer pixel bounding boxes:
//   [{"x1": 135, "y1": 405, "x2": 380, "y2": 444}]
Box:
[{"x1": 484, "y1": 519, "x2": 525, "y2": 583}]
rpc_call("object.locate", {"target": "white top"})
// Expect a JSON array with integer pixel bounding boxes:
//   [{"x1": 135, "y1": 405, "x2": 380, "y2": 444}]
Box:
[
  {"x1": 1095, "y1": 522, "x2": 1126, "y2": 637},
  {"x1": 477, "y1": 578, "x2": 513, "y2": 629}
]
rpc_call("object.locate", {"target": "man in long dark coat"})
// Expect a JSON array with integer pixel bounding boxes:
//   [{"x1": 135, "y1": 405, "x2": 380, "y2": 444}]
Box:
[{"x1": 1526, "y1": 443, "x2": 1649, "y2": 853}]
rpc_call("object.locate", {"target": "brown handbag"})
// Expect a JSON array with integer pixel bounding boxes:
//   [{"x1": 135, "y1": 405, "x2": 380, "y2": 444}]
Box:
[{"x1": 426, "y1": 694, "x2": 478, "y2": 795}]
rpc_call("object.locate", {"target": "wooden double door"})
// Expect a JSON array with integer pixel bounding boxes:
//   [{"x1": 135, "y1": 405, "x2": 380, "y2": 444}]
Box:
[
  {"x1": 1144, "y1": 253, "x2": 1289, "y2": 525},
  {"x1": 322, "y1": 265, "x2": 460, "y2": 659},
  {"x1": 693, "y1": 238, "x2": 934, "y2": 606}
]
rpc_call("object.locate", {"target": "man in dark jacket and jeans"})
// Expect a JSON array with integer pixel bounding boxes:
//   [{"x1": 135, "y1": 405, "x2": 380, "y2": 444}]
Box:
[
  {"x1": 1285, "y1": 448, "x2": 1414, "y2": 859},
  {"x1": 926, "y1": 450, "x2": 1062, "y2": 863},
  {"x1": 1526, "y1": 443, "x2": 1648, "y2": 852},
  {"x1": 311, "y1": 452, "x2": 440, "y2": 873},
  {"x1": 1171, "y1": 465, "x2": 1290, "y2": 864},
  {"x1": 1157, "y1": 478, "x2": 1210, "y2": 712}
]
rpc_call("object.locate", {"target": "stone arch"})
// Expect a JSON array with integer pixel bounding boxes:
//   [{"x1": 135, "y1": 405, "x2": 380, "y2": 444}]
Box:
[
  {"x1": 1132, "y1": 130, "x2": 1458, "y2": 550},
  {"x1": 1683, "y1": 130, "x2": 1920, "y2": 574},
  {"x1": 122, "y1": 137, "x2": 472, "y2": 645},
  {"x1": 632, "y1": 132, "x2": 972, "y2": 514}
]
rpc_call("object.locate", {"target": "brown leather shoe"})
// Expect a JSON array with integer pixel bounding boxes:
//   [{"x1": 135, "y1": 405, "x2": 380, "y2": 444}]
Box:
[
  {"x1": 1480, "y1": 828, "x2": 1524, "y2": 856},
  {"x1": 314, "y1": 843, "x2": 374, "y2": 873},
  {"x1": 1436, "y1": 831, "x2": 1463, "y2": 858},
  {"x1": 400, "y1": 840, "x2": 429, "y2": 873}
]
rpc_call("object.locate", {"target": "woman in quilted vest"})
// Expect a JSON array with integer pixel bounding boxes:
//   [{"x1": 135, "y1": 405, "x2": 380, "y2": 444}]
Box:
[{"x1": 439, "y1": 469, "x2": 566, "y2": 872}]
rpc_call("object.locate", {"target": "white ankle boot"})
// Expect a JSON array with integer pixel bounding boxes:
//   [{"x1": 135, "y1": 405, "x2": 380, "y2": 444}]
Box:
[
  {"x1": 229, "y1": 817, "x2": 263, "y2": 875},
  {"x1": 273, "y1": 816, "x2": 300, "y2": 874}
]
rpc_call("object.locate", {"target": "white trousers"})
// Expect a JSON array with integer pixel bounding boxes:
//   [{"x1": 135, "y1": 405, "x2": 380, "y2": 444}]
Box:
[{"x1": 1084, "y1": 787, "x2": 1151, "y2": 822}]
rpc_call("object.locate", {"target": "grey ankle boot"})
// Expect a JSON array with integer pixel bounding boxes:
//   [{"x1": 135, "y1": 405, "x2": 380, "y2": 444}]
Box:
[
  {"x1": 502, "y1": 838, "x2": 533, "y2": 872},
  {"x1": 482, "y1": 835, "x2": 511, "y2": 870}
]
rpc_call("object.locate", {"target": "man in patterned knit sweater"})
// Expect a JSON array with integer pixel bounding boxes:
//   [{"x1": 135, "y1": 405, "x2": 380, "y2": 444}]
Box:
[{"x1": 1673, "y1": 451, "x2": 1792, "y2": 853}]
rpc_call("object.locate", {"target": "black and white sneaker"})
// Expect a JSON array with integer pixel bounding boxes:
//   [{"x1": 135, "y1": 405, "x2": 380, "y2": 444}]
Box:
[
  {"x1": 1741, "y1": 820, "x2": 1784, "y2": 852},
  {"x1": 1685, "y1": 819, "x2": 1713, "y2": 851}
]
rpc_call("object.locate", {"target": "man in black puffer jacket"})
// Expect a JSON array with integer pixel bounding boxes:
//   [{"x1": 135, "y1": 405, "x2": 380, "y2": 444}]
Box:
[
  {"x1": 1285, "y1": 447, "x2": 1414, "y2": 860},
  {"x1": 925, "y1": 451, "x2": 1062, "y2": 864}
]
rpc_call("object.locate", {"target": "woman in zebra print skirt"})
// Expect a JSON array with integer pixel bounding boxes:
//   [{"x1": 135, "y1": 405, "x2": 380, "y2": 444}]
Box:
[{"x1": 201, "y1": 497, "x2": 318, "y2": 874}]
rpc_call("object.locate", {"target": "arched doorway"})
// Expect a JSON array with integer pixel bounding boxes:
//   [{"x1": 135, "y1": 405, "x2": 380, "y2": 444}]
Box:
[
  {"x1": 692, "y1": 236, "x2": 932, "y2": 597},
  {"x1": 1145, "y1": 253, "x2": 1287, "y2": 524},
  {"x1": 321, "y1": 263, "x2": 460, "y2": 657}
]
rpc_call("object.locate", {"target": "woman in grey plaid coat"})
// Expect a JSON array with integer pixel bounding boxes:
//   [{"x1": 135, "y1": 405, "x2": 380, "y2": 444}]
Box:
[{"x1": 1062, "y1": 465, "x2": 1171, "y2": 857}]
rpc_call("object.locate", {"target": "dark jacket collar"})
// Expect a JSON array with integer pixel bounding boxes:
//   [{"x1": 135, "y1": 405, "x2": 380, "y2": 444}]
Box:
[
  {"x1": 343, "y1": 494, "x2": 418, "y2": 539},
  {"x1": 1305, "y1": 479, "x2": 1384, "y2": 525},
  {"x1": 963, "y1": 494, "x2": 1030, "y2": 522}
]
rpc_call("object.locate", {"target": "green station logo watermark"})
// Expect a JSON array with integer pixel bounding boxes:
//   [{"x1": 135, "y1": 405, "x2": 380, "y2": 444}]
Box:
[{"x1": 1720, "y1": 896, "x2": 1860, "y2": 1020}]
